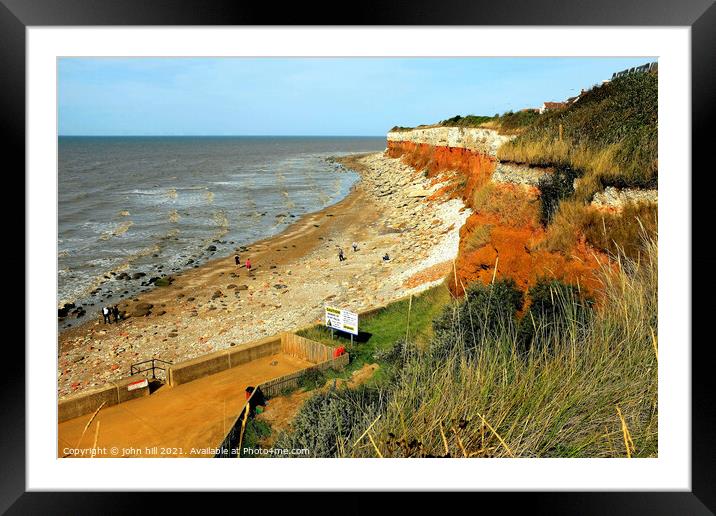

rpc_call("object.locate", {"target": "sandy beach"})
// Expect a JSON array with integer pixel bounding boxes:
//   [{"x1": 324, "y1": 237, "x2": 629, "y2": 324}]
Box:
[{"x1": 58, "y1": 151, "x2": 470, "y2": 397}]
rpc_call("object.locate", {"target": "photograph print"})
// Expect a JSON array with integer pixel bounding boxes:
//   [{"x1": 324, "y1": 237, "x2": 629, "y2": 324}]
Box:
[{"x1": 57, "y1": 57, "x2": 658, "y2": 460}]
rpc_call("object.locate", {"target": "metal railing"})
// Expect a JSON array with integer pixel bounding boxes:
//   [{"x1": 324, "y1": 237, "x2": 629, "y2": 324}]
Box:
[{"x1": 130, "y1": 358, "x2": 172, "y2": 380}]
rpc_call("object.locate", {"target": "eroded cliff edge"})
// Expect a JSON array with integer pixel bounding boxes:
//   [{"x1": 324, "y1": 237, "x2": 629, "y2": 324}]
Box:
[{"x1": 385, "y1": 125, "x2": 656, "y2": 301}]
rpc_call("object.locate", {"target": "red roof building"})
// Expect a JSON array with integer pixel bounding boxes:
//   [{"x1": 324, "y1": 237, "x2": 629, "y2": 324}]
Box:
[{"x1": 539, "y1": 101, "x2": 567, "y2": 114}]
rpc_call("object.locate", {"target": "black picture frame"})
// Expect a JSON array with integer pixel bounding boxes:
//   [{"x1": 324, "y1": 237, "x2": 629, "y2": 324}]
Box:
[{"x1": 4, "y1": 0, "x2": 714, "y2": 512}]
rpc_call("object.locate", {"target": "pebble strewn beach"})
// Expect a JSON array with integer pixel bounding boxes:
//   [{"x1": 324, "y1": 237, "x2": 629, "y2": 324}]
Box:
[{"x1": 58, "y1": 152, "x2": 469, "y2": 397}]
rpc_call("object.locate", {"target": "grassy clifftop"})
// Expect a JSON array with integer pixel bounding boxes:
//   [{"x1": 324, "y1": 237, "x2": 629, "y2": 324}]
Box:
[
  {"x1": 497, "y1": 72, "x2": 658, "y2": 199},
  {"x1": 390, "y1": 110, "x2": 540, "y2": 135}
]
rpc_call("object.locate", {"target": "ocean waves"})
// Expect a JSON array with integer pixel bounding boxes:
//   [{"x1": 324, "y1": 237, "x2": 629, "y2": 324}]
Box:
[{"x1": 57, "y1": 136, "x2": 383, "y2": 311}]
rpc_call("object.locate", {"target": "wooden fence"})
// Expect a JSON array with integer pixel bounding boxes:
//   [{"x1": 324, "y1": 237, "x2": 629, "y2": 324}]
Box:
[
  {"x1": 281, "y1": 332, "x2": 334, "y2": 363},
  {"x1": 215, "y1": 336, "x2": 349, "y2": 457},
  {"x1": 260, "y1": 352, "x2": 349, "y2": 397}
]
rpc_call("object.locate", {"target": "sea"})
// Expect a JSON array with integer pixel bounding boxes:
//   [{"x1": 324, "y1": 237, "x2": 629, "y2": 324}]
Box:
[{"x1": 58, "y1": 136, "x2": 385, "y2": 317}]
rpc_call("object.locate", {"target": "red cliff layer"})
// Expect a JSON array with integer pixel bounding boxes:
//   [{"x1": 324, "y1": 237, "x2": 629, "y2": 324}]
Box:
[
  {"x1": 387, "y1": 141, "x2": 496, "y2": 195},
  {"x1": 387, "y1": 140, "x2": 607, "y2": 300}
]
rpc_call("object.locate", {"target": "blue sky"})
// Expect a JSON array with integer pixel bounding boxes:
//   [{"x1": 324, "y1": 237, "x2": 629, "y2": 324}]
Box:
[{"x1": 58, "y1": 57, "x2": 654, "y2": 136}]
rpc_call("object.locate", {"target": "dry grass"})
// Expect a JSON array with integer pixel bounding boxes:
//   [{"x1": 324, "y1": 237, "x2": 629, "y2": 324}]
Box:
[
  {"x1": 462, "y1": 224, "x2": 493, "y2": 253},
  {"x1": 581, "y1": 203, "x2": 658, "y2": 259},
  {"x1": 496, "y1": 73, "x2": 658, "y2": 200},
  {"x1": 497, "y1": 138, "x2": 571, "y2": 168},
  {"x1": 471, "y1": 183, "x2": 541, "y2": 228},
  {"x1": 498, "y1": 141, "x2": 644, "y2": 202},
  {"x1": 356, "y1": 236, "x2": 658, "y2": 458},
  {"x1": 541, "y1": 199, "x2": 589, "y2": 252},
  {"x1": 543, "y1": 200, "x2": 657, "y2": 260}
]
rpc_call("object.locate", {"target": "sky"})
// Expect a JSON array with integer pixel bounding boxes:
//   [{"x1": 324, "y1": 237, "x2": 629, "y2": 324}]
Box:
[{"x1": 58, "y1": 57, "x2": 654, "y2": 136}]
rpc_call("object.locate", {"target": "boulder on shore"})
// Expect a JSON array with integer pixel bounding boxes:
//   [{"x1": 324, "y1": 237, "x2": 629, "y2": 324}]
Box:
[{"x1": 128, "y1": 302, "x2": 153, "y2": 318}]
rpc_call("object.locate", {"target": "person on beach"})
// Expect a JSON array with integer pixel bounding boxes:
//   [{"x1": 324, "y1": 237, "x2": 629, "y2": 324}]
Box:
[
  {"x1": 383, "y1": 253, "x2": 390, "y2": 261},
  {"x1": 235, "y1": 254, "x2": 240, "y2": 266},
  {"x1": 352, "y1": 242, "x2": 358, "y2": 252},
  {"x1": 246, "y1": 258, "x2": 252, "y2": 272},
  {"x1": 102, "y1": 306, "x2": 111, "y2": 324},
  {"x1": 112, "y1": 305, "x2": 120, "y2": 323},
  {"x1": 338, "y1": 248, "x2": 345, "y2": 262}
]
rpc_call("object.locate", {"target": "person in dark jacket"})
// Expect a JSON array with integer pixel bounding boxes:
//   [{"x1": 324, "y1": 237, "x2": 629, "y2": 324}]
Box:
[
  {"x1": 244, "y1": 386, "x2": 267, "y2": 417},
  {"x1": 112, "y1": 305, "x2": 120, "y2": 323}
]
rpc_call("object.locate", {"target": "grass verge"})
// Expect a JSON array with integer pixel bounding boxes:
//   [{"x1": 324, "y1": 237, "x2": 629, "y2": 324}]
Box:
[{"x1": 297, "y1": 283, "x2": 452, "y2": 384}]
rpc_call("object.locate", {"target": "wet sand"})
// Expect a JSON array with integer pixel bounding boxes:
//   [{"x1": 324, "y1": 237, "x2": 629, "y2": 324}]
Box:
[{"x1": 58, "y1": 152, "x2": 470, "y2": 397}]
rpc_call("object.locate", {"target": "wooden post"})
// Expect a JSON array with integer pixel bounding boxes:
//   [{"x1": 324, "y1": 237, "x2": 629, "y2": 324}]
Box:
[{"x1": 405, "y1": 294, "x2": 413, "y2": 342}]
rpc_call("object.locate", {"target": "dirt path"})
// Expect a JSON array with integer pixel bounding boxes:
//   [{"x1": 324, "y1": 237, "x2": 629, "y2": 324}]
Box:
[{"x1": 58, "y1": 352, "x2": 312, "y2": 458}]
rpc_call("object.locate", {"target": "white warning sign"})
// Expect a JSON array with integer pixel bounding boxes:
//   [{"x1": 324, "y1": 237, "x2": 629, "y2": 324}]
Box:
[
  {"x1": 325, "y1": 306, "x2": 359, "y2": 336},
  {"x1": 127, "y1": 378, "x2": 149, "y2": 391}
]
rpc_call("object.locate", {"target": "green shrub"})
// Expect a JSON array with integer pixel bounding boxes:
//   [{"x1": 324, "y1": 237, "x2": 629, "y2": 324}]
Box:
[
  {"x1": 372, "y1": 337, "x2": 420, "y2": 385},
  {"x1": 297, "y1": 368, "x2": 326, "y2": 391},
  {"x1": 517, "y1": 277, "x2": 594, "y2": 353},
  {"x1": 439, "y1": 114, "x2": 494, "y2": 127},
  {"x1": 432, "y1": 278, "x2": 523, "y2": 357},
  {"x1": 274, "y1": 387, "x2": 386, "y2": 458},
  {"x1": 154, "y1": 276, "x2": 172, "y2": 287},
  {"x1": 241, "y1": 419, "x2": 272, "y2": 457},
  {"x1": 493, "y1": 110, "x2": 541, "y2": 132},
  {"x1": 538, "y1": 166, "x2": 581, "y2": 226}
]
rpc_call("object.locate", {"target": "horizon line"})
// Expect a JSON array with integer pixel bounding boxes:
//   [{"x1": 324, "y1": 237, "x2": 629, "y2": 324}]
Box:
[{"x1": 58, "y1": 134, "x2": 387, "y2": 138}]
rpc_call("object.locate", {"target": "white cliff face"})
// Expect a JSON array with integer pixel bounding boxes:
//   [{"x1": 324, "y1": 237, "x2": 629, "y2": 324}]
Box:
[
  {"x1": 591, "y1": 186, "x2": 658, "y2": 210},
  {"x1": 492, "y1": 162, "x2": 551, "y2": 187},
  {"x1": 387, "y1": 126, "x2": 515, "y2": 156}
]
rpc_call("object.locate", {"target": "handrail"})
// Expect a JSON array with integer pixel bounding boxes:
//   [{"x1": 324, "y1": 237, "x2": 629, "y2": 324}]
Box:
[
  {"x1": 215, "y1": 385, "x2": 262, "y2": 458},
  {"x1": 130, "y1": 358, "x2": 172, "y2": 380}
]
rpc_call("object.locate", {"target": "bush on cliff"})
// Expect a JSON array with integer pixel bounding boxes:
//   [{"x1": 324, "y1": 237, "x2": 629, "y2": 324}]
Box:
[
  {"x1": 484, "y1": 110, "x2": 542, "y2": 134},
  {"x1": 431, "y1": 278, "x2": 523, "y2": 358},
  {"x1": 537, "y1": 165, "x2": 581, "y2": 226},
  {"x1": 438, "y1": 111, "x2": 540, "y2": 134},
  {"x1": 439, "y1": 114, "x2": 494, "y2": 128},
  {"x1": 516, "y1": 277, "x2": 593, "y2": 353},
  {"x1": 273, "y1": 386, "x2": 386, "y2": 458}
]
